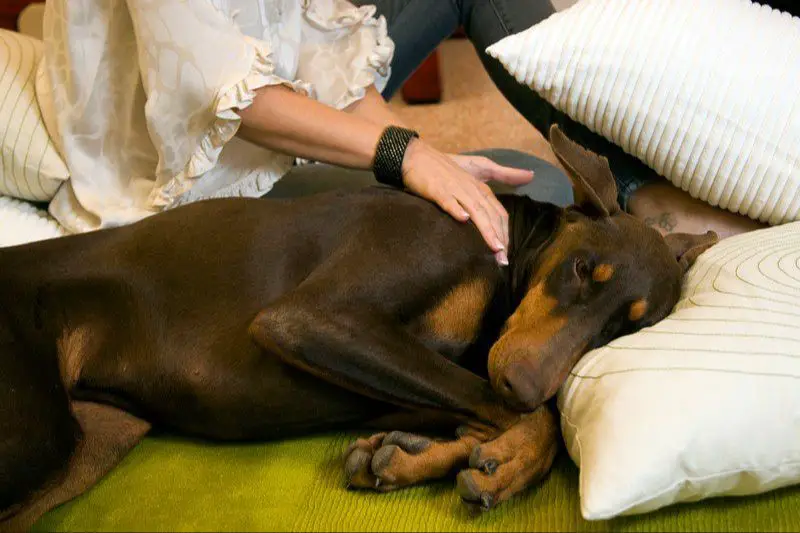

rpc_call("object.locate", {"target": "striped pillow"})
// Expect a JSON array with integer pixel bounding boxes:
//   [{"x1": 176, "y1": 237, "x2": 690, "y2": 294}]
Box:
[
  {"x1": 557, "y1": 222, "x2": 800, "y2": 519},
  {"x1": 0, "y1": 29, "x2": 68, "y2": 201},
  {"x1": 487, "y1": 0, "x2": 800, "y2": 225}
]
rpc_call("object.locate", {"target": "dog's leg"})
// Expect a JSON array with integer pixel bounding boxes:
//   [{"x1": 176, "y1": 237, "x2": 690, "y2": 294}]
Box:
[
  {"x1": 455, "y1": 402, "x2": 560, "y2": 511},
  {"x1": 1, "y1": 402, "x2": 150, "y2": 532},
  {"x1": 249, "y1": 304, "x2": 520, "y2": 492},
  {"x1": 343, "y1": 429, "x2": 482, "y2": 492},
  {"x1": 249, "y1": 304, "x2": 516, "y2": 427},
  {"x1": 0, "y1": 337, "x2": 77, "y2": 530}
]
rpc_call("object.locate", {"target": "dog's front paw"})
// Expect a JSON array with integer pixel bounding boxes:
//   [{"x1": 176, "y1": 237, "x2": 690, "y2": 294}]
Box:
[
  {"x1": 456, "y1": 410, "x2": 559, "y2": 511},
  {"x1": 344, "y1": 431, "x2": 468, "y2": 492},
  {"x1": 343, "y1": 432, "x2": 388, "y2": 489}
]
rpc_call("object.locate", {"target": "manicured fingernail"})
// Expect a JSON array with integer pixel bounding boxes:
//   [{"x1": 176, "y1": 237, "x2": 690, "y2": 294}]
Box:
[
  {"x1": 496, "y1": 251, "x2": 509, "y2": 266},
  {"x1": 462, "y1": 211, "x2": 470, "y2": 220}
]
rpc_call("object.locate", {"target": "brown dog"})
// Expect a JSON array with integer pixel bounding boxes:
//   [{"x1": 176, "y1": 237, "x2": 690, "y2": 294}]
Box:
[{"x1": 0, "y1": 126, "x2": 717, "y2": 530}]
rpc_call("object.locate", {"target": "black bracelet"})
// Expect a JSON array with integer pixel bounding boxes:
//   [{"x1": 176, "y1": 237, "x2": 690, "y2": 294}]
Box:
[{"x1": 372, "y1": 125, "x2": 419, "y2": 188}]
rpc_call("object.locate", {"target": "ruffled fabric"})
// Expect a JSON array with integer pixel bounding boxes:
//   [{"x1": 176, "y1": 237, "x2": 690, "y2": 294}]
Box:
[
  {"x1": 157, "y1": 0, "x2": 395, "y2": 209},
  {"x1": 148, "y1": 35, "x2": 313, "y2": 209},
  {"x1": 299, "y1": 1, "x2": 394, "y2": 110},
  {"x1": 40, "y1": 0, "x2": 396, "y2": 232}
]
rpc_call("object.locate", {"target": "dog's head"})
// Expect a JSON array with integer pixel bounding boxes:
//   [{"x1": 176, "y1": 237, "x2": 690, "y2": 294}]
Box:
[{"x1": 490, "y1": 125, "x2": 718, "y2": 411}]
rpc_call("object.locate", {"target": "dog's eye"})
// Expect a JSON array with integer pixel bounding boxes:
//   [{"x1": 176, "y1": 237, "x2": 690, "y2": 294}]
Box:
[{"x1": 574, "y1": 258, "x2": 592, "y2": 281}]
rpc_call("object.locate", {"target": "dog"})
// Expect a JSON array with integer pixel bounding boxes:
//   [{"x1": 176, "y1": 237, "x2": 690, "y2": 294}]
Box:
[{"x1": 0, "y1": 126, "x2": 717, "y2": 530}]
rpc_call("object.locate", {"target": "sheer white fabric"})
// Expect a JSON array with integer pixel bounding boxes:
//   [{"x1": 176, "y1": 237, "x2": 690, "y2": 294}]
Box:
[{"x1": 38, "y1": 0, "x2": 394, "y2": 232}]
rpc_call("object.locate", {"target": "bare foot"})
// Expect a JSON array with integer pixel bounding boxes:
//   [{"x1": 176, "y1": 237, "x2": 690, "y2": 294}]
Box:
[{"x1": 628, "y1": 181, "x2": 767, "y2": 240}]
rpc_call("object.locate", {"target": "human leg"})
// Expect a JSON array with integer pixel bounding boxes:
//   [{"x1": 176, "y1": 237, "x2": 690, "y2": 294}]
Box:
[
  {"x1": 361, "y1": 0, "x2": 765, "y2": 238},
  {"x1": 350, "y1": 0, "x2": 461, "y2": 98},
  {"x1": 357, "y1": 0, "x2": 654, "y2": 209},
  {"x1": 266, "y1": 150, "x2": 573, "y2": 207}
]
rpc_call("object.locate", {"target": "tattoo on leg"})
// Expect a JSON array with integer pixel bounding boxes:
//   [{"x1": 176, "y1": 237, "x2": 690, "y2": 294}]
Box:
[{"x1": 643, "y1": 212, "x2": 677, "y2": 232}]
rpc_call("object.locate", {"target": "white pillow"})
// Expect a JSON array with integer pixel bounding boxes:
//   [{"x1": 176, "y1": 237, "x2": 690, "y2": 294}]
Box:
[
  {"x1": 557, "y1": 221, "x2": 800, "y2": 519},
  {"x1": 487, "y1": 0, "x2": 800, "y2": 225},
  {"x1": 0, "y1": 29, "x2": 68, "y2": 202},
  {"x1": 0, "y1": 196, "x2": 66, "y2": 247}
]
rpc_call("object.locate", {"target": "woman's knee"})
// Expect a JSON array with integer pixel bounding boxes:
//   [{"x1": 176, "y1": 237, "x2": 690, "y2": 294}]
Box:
[
  {"x1": 265, "y1": 164, "x2": 378, "y2": 199},
  {"x1": 467, "y1": 149, "x2": 574, "y2": 207},
  {"x1": 461, "y1": 0, "x2": 556, "y2": 44}
]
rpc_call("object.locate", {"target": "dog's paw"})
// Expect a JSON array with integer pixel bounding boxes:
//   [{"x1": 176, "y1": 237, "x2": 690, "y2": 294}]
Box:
[
  {"x1": 455, "y1": 411, "x2": 558, "y2": 511},
  {"x1": 343, "y1": 432, "x2": 387, "y2": 489},
  {"x1": 456, "y1": 442, "x2": 535, "y2": 511},
  {"x1": 344, "y1": 431, "x2": 462, "y2": 492}
]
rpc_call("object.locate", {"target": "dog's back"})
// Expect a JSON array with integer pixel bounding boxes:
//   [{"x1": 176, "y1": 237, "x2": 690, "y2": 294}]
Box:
[
  {"x1": 1, "y1": 188, "x2": 470, "y2": 337},
  {"x1": 0, "y1": 188, "x2": 488, "y2": 525}
]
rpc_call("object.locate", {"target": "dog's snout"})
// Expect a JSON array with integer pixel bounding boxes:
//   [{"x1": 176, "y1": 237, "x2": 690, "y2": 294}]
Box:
[{"x1": 496, "y1": 361, "x2": 545, "y2": 411}]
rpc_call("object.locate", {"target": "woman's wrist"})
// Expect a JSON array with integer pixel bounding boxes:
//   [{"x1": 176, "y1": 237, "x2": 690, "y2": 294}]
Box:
[{"x1": 372, "y1": 126, "x2": 420, "y2": 188}]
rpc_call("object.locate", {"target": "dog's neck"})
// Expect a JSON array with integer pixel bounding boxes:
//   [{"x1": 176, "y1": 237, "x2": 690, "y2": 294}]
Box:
[
  {"x1": 457, "y1": 196, "x2": 564, "y2": 377},
  {"x1": 501, "y1": 195, "x2": 564, "y2": 309}
]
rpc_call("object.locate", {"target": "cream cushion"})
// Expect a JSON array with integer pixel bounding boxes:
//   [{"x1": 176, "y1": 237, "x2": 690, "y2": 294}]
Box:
[
  {"x1": 557, "y1": 222, "x2": 800, "y2": 519},
  {"x1": 0, "y1": 195, "x2": 66, "y2": 247},
  {"x1": 0, "y1": 29, "x2": 68, "y2": 202},
  {"x1": 487, "y1": 0, "x2": 800, "y2": 225}
]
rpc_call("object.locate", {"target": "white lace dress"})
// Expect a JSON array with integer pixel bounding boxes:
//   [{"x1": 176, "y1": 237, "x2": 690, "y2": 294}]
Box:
[{"x1": 37, "y1": 0, "x2": 394, "y2": 233}]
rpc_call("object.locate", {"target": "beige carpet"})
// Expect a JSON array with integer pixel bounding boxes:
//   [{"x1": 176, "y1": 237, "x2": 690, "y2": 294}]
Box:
[{"x1": 389, "y1": 39, "x2": 562, "y2": 169}]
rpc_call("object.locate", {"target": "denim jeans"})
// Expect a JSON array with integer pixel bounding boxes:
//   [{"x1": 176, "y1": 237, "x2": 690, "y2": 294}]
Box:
[
  {"x1": 272, "y1": 149, "x2": 575, "y2": 209},
  {"x1": 352, "y1": 0, "x2": 659, "y2": 210}
]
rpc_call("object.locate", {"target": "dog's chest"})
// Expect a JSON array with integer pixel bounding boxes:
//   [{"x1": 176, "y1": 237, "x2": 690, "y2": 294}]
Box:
[
  {"x1": 413, "y1": 277, "x2": 494, "y2": 350},
  {"x1": 56, "y1": 326, "x2": 97, "y2": 389}
]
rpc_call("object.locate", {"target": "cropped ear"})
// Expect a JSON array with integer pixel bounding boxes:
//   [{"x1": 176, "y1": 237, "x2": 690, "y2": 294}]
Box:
[
  {"x1": 664, "y1": 231, "x2": 719, "y2": 272},
  {"x1": 549, "y1": 125, "x2": 620, "y2": 217}
]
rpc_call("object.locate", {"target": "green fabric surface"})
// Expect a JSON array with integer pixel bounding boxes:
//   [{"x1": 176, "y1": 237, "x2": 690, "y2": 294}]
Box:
[{"x1": 33, "y1": 432, "x2": 800, "y2": 532}]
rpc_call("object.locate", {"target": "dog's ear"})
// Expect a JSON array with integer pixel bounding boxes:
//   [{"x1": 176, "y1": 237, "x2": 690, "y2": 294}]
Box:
[
  {"x1": 549, "y1": 124, "x2": 620, "y2": 217},
  {"x1": 664, "y1": 230, "x2": 719, "y2": 273}
]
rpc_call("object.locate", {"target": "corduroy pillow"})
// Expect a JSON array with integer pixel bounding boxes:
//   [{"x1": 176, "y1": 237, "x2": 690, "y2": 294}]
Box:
[{"x1": 487, "y1": 0, "x2": 800, "y2": 225}]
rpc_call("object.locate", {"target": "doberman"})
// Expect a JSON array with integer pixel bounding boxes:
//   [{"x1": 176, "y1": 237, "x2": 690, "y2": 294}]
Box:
[{"x1": 0, "y1": 126, "x2": 717, "y2": 530}]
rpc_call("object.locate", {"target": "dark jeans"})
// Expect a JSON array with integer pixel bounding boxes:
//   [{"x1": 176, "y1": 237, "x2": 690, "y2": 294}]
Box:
[
  {"x1": 352, "y1": 0, "x2": 658, "y2": 209},
  {"x1": 271, "y1": 149, "x2": 574, "y2": 208}
]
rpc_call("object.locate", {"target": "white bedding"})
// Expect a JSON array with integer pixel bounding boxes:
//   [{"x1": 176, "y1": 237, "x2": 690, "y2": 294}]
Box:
[{"x1": 0, "y1": 196, "x2": 67, "y2": 248}]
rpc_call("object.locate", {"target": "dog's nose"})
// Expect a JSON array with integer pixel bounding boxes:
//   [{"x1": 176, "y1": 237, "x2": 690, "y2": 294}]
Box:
[{"x1": 497, "y1": 361, "x2": 545, "y2": 411}]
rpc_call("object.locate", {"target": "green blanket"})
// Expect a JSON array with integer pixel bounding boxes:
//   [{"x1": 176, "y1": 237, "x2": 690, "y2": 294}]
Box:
[{"x1": 34, "y1": 432, "x2": 800, "y2": 532}]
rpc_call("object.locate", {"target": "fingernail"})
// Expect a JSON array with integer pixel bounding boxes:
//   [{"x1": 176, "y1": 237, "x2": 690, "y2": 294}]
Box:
[
  {"x1": 496, "y1": 242, "x2": 505, "y2": 251},
  {"x1": 496, "y1": 251, "x2": 509, "y2": 266},
  {"x1": 461, "y1": 211, "x2": 470, "y2": 220}
]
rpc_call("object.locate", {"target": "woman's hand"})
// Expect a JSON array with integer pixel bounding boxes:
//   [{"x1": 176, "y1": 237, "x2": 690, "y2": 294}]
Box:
[
  {"x1": 401, "y1": 141, "x2": 534, "y2": 266},
  {"x1": 236, "y1": 85, "x2": 534, "y2": 265},
  {"x1": 448, "y1": 154, "x2": 535, "y2": 186}
]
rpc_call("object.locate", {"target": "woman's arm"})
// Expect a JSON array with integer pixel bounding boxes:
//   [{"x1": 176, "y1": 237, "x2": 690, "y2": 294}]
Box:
[
  {"x1": 344, "y1": 86, "x2": 410, "y2": 128},
  {"x1": 236, "y1": 85, "x2": 384, "y2": 170},
  {"x1": 236, "y1": 84, "x2": 534, "y2": 265}
]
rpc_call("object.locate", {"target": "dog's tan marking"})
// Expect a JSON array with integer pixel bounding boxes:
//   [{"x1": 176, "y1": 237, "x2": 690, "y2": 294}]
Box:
[
  {"x1": 629, "y1": 299, "x2": 649, "y2": 322},
  {"x1": 592, "y1": 264, "x2": 614, "y2": 283},
  {"x1": 421, "y1": 277, "x2": 493, "y2": 344},
  {"x1": 504, "y1": 283, "x2": 564, "y2": 334},
  {"x1": 56, "y1": 326, "x2": 93, "y2": 389},
  {"x1": 491, "y1": 283, "x2": 567, "y2": 370}
]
